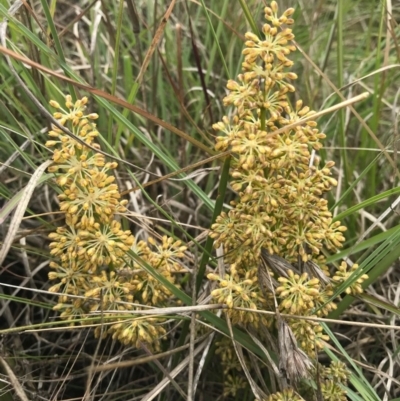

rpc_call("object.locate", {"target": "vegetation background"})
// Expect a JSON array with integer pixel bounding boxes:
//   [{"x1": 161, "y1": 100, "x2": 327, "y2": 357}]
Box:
[{"x1": 0, "y1": 0, "x2": 399, "y2": 400}]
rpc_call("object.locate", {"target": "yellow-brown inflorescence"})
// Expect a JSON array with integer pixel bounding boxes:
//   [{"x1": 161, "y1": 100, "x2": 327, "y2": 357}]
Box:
[
  {"x1": 46, "y1": 95, "x2": 186, "y2": 351},
  {"x1": 215, "y1": 337, "x2": 248, "y2": 397},
  {"x1": 264, "y1": 388, "x2": 305, "y2": 401},
  {"x1": 256, "y1": 361, "x2": 350, "y2": 401},
  {"x1": 208, "y1": 1, "x2": 367, "y2": 397}
]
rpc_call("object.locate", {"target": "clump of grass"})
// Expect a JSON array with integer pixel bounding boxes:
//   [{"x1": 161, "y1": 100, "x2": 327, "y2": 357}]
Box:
[
  {"x1": 0, "y1": 1, "x2": 399, "y2": 400},
  {"x1": 44, "y1": 3, "x2": 370, "y2": 399}
]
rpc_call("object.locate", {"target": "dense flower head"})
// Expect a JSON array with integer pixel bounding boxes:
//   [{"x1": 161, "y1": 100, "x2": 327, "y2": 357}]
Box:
[
  {"x1": 108, "y1": 317, "x2": 167, "y2": 351},
  {"x1": 147, "y1": 236, "x2": 187, "y2": 272},
  {"x1": 264, "y1": 388, "x2": 304, "y2": 401},
  {"x1": 323, "y1": 360, "x2": 350, "y2": 383},
  {"x1": 46, "y1": 96, "x2": 100, "y2": 161},
  {"x1": 214, "y1": 337, "x2": 250, "y2": 397},
  {"x1": 84, "y1": 270, "x2": 134, "y2": 311},
  {"x1": 320, "y1": 379, "x2": 347, "y2": 401},
  {"x1": 332, "y1": 262, "x2": 368, "y2": 295},
  {"x1": 208, "y1": 1, "x2": 367, "y2": 397},
  {"x1": 276, "y1": 270, "x2": 321, "y2": 314},
  {"x1": 48, "y1": 259, "x2": 93, "y2": 300},
  {"x1": 46, "y1": 96, "x2": 129, "y2": 227},
  {"x1": 208, "y1": 267, "x2": 271, "y2": 328},
  {"x1": 223, "y1": 374, "x2": 247, "y2": 397},
  {"x1": 209, "y1": 0, "x2": 355, "y2": 285},
  {"x1": 210, "y1": 0, "x2": 349, "y2": 263},
  {"x1": 289, "y1": 318, "x2": 330, "y2": 355},
  {"x1": 47, "y1": 95, "x2": 186, "y2": 351}
]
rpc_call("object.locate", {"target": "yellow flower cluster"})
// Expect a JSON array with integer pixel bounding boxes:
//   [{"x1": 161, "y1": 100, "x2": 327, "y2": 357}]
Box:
[
  {"x1": 264, "y1": 388, "x2": 304, "y2": 401},
  {"x1": 46, "y1": 95, "x2": 186, "y2": 351},
  {"x1": 208, "y1": 265, "x2": 271, "y2": 328},
  {"x1": 207, "y1": 1, "x2": 367, "y2": 397},
  {"x1": 210, "y1": 1, "x2": 346, "y2": 264},
  {"x1": 215, "y1": 338, "x2": 247, "y2": 397},
  {"x1": 257, "y1": 361, "x2": 349, "y2": 401},
  {"x1": 332, "y1": 262, "x2": 368, "y2": 295}
]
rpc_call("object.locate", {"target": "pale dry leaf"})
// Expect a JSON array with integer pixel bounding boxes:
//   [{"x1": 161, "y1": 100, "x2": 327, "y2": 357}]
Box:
[{"x1": 0, "y1": 159, "x2": 52, "y2": 266}]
